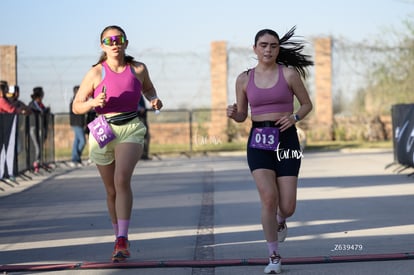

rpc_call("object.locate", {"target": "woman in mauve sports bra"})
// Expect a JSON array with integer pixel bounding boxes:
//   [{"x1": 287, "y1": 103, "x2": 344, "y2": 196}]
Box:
[{"x1": 227, "y1": 27, "x2": 313, "y2": 274}]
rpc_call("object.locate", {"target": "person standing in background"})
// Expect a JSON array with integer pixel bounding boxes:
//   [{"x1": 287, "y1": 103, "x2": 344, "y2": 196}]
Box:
[
  {"x1": 69, "y1": 85, "x2": 86, "y2": 167},
  {"x1": 6, "y1": 85, "x2": 31, "y2": 115},
  {"x1": 6, "y1": 85, "x2": 31, "y2": 160},
  {"x1": 72, "y1": 25, "x2": 163, "y2": 262},
  {"x1": 28, "y1": 86, "x2": 50, "y2": 173},
  {"x1": 0, "y1": 81, "x2": 25, "y2": 114},
  {"x1": 227, "y1": 27, "x2": 313, "y2": 274},
  {"x1": 137, "y1": 95, "x2": 151, "y2": 160},
  {"x1": 84, "y1": 107, "x2": 96, "y2": 165},
  {"x1": 85, "y1": 108, "x2": 97, "y2": 136}
]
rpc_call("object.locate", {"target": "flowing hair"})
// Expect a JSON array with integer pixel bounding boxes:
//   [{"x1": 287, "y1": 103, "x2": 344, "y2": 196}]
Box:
[
  {"x1": 254, "y1": 26, "x2": 314, "y2": 78},
  {"x1": 93, "y1": 25, "x2": 135, "y2": 67}
]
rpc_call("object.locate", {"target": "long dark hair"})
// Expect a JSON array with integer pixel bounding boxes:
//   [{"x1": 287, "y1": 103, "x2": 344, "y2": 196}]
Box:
[
  {"x1": 254, "y1": 26, "x2": 313, "y2": 78},
  {"x1": 93, "y1": 25, "x2": 135, "y2": 66},
  {"x1": 0, "y1": 80, "x2": 8, "y2": 96}
]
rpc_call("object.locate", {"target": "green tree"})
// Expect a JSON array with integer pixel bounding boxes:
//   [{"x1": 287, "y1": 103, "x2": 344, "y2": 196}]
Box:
[{"x1": 357, "y1": 19, "x2": 414, "y2": 115}]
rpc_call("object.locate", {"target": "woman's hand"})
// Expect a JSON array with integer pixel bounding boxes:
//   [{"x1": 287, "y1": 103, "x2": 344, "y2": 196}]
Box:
[
  {"x1": 227, "y1": 103, "x2": 237, "y2": 119},
  {"x1": 92, "y1": 91, "x2": 106, "y2": 108},
  {"x1": 276, "y1": 114, "x2": 296, "y2": 132},
  {"x1": 151, "y1": 97, "x2": 163, "y2": 111}
]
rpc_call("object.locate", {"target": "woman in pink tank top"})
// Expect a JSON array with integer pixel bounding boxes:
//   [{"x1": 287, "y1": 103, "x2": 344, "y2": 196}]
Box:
[
  {"x1": 227, "y1": 27, "x2": 313, "y2": 274},
  {"x1": 72, "y1": 25, "x2": 163, "y2": 263}
]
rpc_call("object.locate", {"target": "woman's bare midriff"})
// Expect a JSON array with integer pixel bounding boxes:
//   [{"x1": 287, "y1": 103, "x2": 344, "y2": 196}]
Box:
[{"x1": 251, "y1": 112, "x2": 291, "y2": 122}]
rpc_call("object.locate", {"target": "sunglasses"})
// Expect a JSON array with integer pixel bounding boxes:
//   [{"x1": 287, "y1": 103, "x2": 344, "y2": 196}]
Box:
[{"x1": 101, "y1": 35, "x2": 126, "y2": 46}]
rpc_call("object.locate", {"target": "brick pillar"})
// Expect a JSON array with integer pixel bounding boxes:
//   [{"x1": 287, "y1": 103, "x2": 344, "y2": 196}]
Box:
[
  {"x1": 210, "y1": 41, "x2": 228, "y2": 140},
  {"x1": 0, "y1": 45, "x2": 17, "y2": 85},
  {"x1": 314, "y1": 38, "x2": 333, "y2": 140}
]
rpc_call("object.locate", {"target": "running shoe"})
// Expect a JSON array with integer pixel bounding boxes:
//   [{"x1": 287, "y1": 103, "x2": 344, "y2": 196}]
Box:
[
  {"x1": 33, "y1": 161, "x2": 40, "y2": 174},
  {"x1": 112, "y1": 236, "x2": 130, "y2": 262},
  {"x1": 264, "y1": 253, "x2": 282, "y2": 274},
  {"x1": 277, "y1": 221, "x2": 287, "y2": 242}
]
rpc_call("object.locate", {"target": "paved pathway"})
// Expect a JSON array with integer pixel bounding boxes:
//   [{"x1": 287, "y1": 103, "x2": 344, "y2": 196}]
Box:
[{"x1": 0, "y1": 150, "x2": 413, "y2": 274}]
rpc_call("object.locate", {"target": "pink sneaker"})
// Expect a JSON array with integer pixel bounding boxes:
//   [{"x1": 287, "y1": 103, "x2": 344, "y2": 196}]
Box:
[
  {"x1": 112, "y1": 236, "x2": 130, "y2": 262},
  {"x1": 33, "y1": 162, "x2": 40, "y2": 173}
]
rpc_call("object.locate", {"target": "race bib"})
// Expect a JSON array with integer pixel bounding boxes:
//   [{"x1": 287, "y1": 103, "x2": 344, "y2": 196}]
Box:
[
  {"x1": 249, "y1": 127, "x2": 279, "y2": 151},
  {"x1": 87, "y1": 115, "x2": 116, "y2": 148}
]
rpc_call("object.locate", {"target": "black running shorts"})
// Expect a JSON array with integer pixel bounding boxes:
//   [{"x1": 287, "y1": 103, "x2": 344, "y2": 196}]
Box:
[{"x1": 247, "y1": 121, "x2": 302, "y2": 177}]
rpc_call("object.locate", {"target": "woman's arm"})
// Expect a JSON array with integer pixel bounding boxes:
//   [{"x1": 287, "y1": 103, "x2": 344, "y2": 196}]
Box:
[
  {"x1": 227, "y1": 72, "x2": 249, "y2": 122},
  {"x1": 135, "y1": 62, "x2": 163, "y2": 111},
  {"x1": 286, "y1": 67, "x2": 313, "y2": 121},
  {"x1": 72, "y1": 66, "x2": 106, "y2": 114},
  {"x1": 275, "y1": 67, "x2": 313, "y2": 132}
]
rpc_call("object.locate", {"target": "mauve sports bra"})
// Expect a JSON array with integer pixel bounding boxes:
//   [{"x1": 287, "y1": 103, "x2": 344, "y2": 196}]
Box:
[
  {"x1": 94, "y1": 62, "x2": 142, "y2": 114},
  {"x1": 246, "y1": 65, "x2": 293, "y2": 115}
]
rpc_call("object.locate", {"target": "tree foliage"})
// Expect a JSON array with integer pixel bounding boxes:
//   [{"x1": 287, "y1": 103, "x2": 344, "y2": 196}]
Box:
[{"x1": 355, "y1": 19, "x2": 414, "y2": 115}]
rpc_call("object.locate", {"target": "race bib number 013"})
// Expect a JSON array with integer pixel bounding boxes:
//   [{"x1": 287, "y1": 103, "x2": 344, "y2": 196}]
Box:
[
  {"x1": 249, "y1": 127, "x2": 279, "y2": 151},
  {"x1": 88, "y1": 115, "x2": 116, "y2": 148}
]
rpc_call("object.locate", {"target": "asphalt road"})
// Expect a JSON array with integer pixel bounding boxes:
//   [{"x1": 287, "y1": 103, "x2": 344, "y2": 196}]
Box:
[{"x1": 0, "y1": 149, "x2": 413, "y2": 274}]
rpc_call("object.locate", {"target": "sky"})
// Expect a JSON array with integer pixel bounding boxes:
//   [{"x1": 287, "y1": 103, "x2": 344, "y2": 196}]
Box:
[{"x1": 0, "y1": 0, "x2": 413, "y2": 112}]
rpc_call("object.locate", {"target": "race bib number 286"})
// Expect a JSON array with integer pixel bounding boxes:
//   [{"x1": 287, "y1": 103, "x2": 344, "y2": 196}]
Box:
[{"x1": 249, "y1": 127, "x2": 279, "y2": 151}]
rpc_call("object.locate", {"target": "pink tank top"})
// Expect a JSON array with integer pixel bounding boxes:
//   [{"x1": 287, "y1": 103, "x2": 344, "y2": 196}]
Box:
[
  {"x1": 246, "y1": 66, "x2": 293, "y2": 115},
  {"x1": 94, "y1": 62, "x2": 142, "y2": 114}
]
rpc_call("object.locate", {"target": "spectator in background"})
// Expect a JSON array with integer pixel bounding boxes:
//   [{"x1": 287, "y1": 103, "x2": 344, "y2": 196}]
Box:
[
  {"x1": 28, "y1": 86, "x2": 50, "y2": 173},
  {"x1": 69, "y1": 85, "x2": 86, "y2": 167},
  {"x1": 6, "y1": 85, "x2": 31, "y2": 158},
  {"x1": 85, "y1": 108, "x2": 97, "y2": 136},
  {"x1": 84, "y1": 106, "x2": 96, "y2": 165},
  {"x1": 0, "y1": 81, "x2": 25, "y2": 114},
  {"x1": 6, "y1": 85, "x2": 31, "y2": 115},
  {"x1": 137, "y1": 95, "x2": 151, "y2": 160}
]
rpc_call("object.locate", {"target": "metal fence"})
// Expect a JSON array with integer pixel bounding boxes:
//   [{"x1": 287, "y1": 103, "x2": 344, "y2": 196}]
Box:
[
  {"x1": 0, "y1": 113, "x2": 55, "y2": 180},
  {"x1": 53, "y1": 109, "x2": 251, "y2": 158}
]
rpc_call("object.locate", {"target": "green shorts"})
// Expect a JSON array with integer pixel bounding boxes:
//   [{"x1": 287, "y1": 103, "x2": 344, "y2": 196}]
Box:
[{"x1": 89, "y1": 117, "x2": 146, "y2": 165}]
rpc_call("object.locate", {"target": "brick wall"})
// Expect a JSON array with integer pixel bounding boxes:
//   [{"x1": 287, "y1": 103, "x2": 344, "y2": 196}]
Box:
[
  {"x1": 313, "y1": 37, "x2": 333, "y2": 140},
  {"x1": 210, "y1": 41, "x2": 228, "y2": 142},
  {"x1": 0, "y1": 45, "x2": 17, "y2": 84}
]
